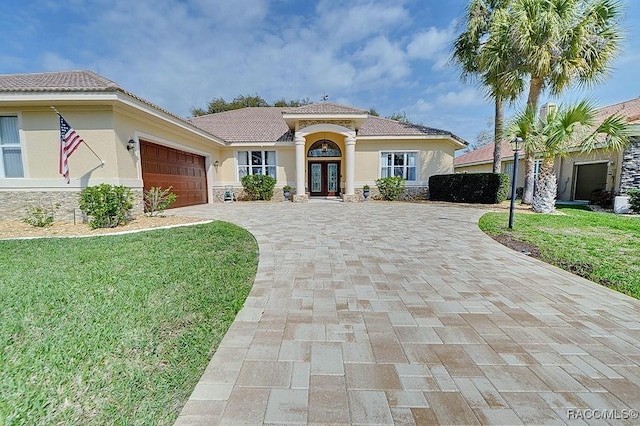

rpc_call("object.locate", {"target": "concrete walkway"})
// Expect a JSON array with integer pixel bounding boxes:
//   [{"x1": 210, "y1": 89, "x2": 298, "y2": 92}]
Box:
[{"x1": 170, "y1": 202, "x2": 640, "y2": 425}]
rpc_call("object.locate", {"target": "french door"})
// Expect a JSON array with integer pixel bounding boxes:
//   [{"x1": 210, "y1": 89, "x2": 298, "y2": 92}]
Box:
[{"x1": 308, "y1": 161, "x2": 340, "y2": 196}]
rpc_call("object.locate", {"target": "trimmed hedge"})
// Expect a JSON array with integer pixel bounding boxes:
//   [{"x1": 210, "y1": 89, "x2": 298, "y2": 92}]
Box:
[
  {"x1": 240, "y1": 174, "x2": 276, "y2": 200},
  {"x1": 429, "y1": 173, "x2": 510, "y2": 204}
]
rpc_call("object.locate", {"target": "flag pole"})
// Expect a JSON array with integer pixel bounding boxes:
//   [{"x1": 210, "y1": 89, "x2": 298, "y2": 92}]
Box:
[{"x1": 51, "y1": 106, "x2": 105, "y2": 166}]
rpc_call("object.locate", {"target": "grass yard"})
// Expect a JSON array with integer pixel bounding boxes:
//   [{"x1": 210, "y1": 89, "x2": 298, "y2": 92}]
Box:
[
  {"x1": 0, "y1": 221, "x2": 258, "y2": 425},
  {"x1": 479, "y1": 206, "x2": 640, "y2": 299}
]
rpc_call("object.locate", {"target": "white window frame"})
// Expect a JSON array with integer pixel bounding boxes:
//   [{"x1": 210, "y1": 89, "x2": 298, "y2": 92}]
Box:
[
  {"x1": 0, "y1": 114, "x2": 24, "y2": 178},
  {"x1": 533, "y1": 159, "x2": 543, "y2": 180},
  {"x1": 379, "y1": 151, "x2": 418, "y2": 182},
  {"x1": 236, "y1": 150, "x2": 277, "y2": 180}
]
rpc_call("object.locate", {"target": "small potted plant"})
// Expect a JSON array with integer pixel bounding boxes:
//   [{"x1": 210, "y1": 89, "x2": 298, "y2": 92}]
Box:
[
  {"x1": 363, "y1": 184, "x2": 370, "y2": 201},
  {"x1": 283, "y1": 185, "x2": 292, "y2": 201}
]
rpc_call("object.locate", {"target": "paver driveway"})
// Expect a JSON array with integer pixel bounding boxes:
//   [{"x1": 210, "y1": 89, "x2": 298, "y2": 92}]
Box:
[{"x1": 170, "y1": 202, "x2": 640, "y2": 425}]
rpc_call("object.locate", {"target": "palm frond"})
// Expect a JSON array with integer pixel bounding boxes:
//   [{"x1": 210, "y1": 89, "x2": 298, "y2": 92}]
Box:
[{"x1": 581, "y1": 113, "x2": 631, "y2": 152}]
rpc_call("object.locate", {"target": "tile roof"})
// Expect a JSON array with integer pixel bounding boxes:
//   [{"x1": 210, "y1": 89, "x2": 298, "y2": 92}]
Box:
[
  {"x1": 454, "y1": 142, "x2": 514, "y2": 166},
  {"x1": 0, "y1": 70, "x2": 218, "y2": 141},
  {"x1": 189, "y1": 107, "x2": 467, "y2": 144},
  {"x1": 455, "y1": 97, "x2": 640, "y2": 166},
  {"x1": 0, "y1": 70, "x2": 120, "y2": 92},
  {"x1": 594, "y1": 96, "x2": 640, "y2": 124},
  {"x1": 0, "y1": 71, "x2": 467, "y2": 145},
  {"x1": 359, "y1": 116, "x2": 467, "y2": 143},
  {"x1": 188, "y1": 107, "x2": 294, "y2": 142},
  {"x1": 282, "y1": 102, "x2": 368, "y2": 114}
]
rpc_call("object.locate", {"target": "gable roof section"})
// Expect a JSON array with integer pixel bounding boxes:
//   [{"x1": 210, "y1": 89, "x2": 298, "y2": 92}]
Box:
[
  {"x1": 0, "y1": 70, "x2": 226, "y2": 145},
  {"x1": 454, "y1": 142, "x2": 514, "y2": 166},
  {"x1": 0, "y1": 70, "x2": 120, "y2": 92},
  {"x1": 594, "y1": 97, "x2": 640, "y2": 124},
  {"x1": 360, "y1": 116, "x2": 467, "y2": 144},
  {"x1": 189, "y1": 105, "x2": 467, "y2": 146},
  {"x1": 282, "y1": 102, "x2": 368, "y2": 114},
  {"x1": 455, "y1": 97, "x2": 640, "y2": 167},
  {"x1": 188, "y1": 107, "x2": 293, "y2": 143}
]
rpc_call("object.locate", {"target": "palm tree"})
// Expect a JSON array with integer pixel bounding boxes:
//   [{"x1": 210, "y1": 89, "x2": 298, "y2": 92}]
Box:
[
  {"x1": 506, "y1": 0, "x2": 624, "y2": 204},
  {"x1": 508, "y1": 100, "x2": 631, "y2": 213},
  {"x1": 452, "y1": 0, "x2": 523, "y2": 174}
]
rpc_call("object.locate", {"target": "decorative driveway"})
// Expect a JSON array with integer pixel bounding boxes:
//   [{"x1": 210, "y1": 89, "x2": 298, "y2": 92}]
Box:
[{"x1": 170, "y1": 202, "x2": 640, "y2": 425}]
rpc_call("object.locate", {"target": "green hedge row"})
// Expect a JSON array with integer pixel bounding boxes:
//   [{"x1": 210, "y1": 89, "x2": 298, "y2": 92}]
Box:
[{"x1": 429, "y1": 173, "x2": 510, "y2": 204}]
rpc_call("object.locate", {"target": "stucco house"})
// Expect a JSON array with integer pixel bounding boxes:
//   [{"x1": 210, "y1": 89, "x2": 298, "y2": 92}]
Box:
[
  {"x1": 454, "y1": 98, "x2": 640, "y2": 201},
  {"x1": 0, "y1": 70, "x2": 467, "y2": 220}
]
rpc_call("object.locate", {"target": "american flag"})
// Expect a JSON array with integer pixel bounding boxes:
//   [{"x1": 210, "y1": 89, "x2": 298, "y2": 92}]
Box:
[{"x1": 58, "y1": 114, "x2": 84, "y2": 184}]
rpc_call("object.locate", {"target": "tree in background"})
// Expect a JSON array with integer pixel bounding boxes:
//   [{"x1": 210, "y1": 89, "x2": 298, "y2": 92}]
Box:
[
  {"x1": 191, "y1": 95, "x2": 310, "y2": 116},
  {"x1": 508, "y1": 100, "x2": 631, "y2": 213},
  {"x1": 453, "y1": 0, "x2": 524, "y2": 174}
]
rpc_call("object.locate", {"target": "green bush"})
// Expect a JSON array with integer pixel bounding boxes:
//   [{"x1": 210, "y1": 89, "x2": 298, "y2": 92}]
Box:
[
  {"x1": 240, "y1": 174, "x2": 277, "y2": 200},
  {"x1": 22, "y1": 203, "x2": 60, "y2": 227},
  {"x1": 144, "y1": 186, "x2": 177, "y2": 216},
  {"x1": 589, "y1": 189, "x2": 615, "y2": 209},
  {"x1": 79, "y1": 184, "x2": 134, "y2": 229},
  {"x1": 628, "y1": 189, "x2": 640, "y2": 213},
  {"x1": 429, "y1": 173, "x2": 510, "y2": 204},
  {"x1": 375, "y1": 176, "x2": 405, "y2": 201}
]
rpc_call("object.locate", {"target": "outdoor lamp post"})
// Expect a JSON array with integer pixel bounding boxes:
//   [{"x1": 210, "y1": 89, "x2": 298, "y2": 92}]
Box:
[{"x1": 508, "y1": 137, "x2": 523, "y2": 229}]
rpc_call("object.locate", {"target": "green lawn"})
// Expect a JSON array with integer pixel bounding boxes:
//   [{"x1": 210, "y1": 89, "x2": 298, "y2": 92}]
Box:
[
  {"x1": 479, "y1": 206, "x2": 640, "y2": 299},
  {"x1": 0, "y1": 222, "x2": 258, "y2": 425}
]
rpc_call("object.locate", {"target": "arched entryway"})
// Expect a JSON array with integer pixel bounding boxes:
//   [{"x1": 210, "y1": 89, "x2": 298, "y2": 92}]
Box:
[
  {"x1": 307, "y1": 139, "x2": 341, "y2": 196},
  {"x1": 294, "y1": 123, "x2": 356, "y2": 201}
]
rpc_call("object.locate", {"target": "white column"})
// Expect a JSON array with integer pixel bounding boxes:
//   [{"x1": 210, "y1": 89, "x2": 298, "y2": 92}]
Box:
[
  {"x1": 294, "y1": 134, "x2": 306, "y2": 199},
  {"x1": 345, "y1": 134, "x2": 356, "y2": 195}
]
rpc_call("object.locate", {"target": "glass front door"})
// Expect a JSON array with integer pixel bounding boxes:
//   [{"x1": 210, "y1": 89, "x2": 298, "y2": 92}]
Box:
[{"x1": 308, "y1": 161, "x2": 340, "y2": 196}]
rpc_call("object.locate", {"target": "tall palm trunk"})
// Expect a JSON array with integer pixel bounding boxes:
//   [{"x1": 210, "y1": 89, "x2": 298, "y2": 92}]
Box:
[
  {"x1": 532, "y1": 157, "x2": 557, "y2": 213},
  {"x1": 493, "y1": 96, "x2": 504, "y2": 173},
  {"x1": 522, "y1": 77, "x2": 544, "y2": 204}
]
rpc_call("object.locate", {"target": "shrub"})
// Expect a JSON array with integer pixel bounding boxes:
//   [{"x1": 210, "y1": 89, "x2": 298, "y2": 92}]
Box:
[
  {"x1": 375, "y1": 176, "x2": 405, "y2": 201},
  {"x1": 22, "y1": 203, "x2": 60, "y2": 227},
  {"x1": 628, "y1": 189, "x2": 640, "y2": 213},
  {"x1": 240, "y1": 174, "x2": 276, "y2": 200},
  {"x1": 589, "y1": 189, "x2": 615, "y2": 209},
  {"x1": 144, "y1": 186, "x2": 177, "y2": 216},
  {"x1": 429, "y1": 173, "x2": 510, "y2": 204},
  {"x1": 79, "y1": 184, "x2": 134, "y2": 229}
]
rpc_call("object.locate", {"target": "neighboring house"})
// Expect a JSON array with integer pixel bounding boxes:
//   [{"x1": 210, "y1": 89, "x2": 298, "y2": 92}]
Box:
[
  {"x1": 454, "y1": 97, "x2": 640, "y2": 201},
  {"x1": 0, "y1": 70, "x2": 467, "y2": 220}
]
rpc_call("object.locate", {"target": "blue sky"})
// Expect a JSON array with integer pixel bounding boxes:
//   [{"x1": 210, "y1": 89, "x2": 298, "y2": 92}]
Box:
[{"x1": 2, "y1": 0, "x2": 639, "y2": 144}]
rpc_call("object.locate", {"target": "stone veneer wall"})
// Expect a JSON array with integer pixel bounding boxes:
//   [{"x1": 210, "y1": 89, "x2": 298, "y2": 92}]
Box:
[
  {"x1": 355, "y1": 186, "x2": 429, "y2": 202},
  {"x1": 0, "y1": 190, "x2": 144, "y2": 222},
  {"x1": 211, "y1": 186, "x2": 430, "y2": 203},
  {"x1": 620, "y1": 137, "x2": 640, "y2": 194},
  {"x1": 212, "y1": 187, "x2": 291, "y2": 202}
]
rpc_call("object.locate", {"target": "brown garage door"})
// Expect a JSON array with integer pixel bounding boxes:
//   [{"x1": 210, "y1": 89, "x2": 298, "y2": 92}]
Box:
[{"x1": 141, "y1": 141, "x2": 207, "y2": 208}]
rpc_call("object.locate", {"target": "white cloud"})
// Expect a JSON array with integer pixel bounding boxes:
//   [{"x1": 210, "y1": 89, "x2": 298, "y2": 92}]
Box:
[
  {"x1": 435, "y1": 88, "x2": 485, "y2": 107},
  {"x1": 406, "y1": 20, "x2": 457, "y2": 69},
  {"x1": 354, "y1": 36, "x2": 410, "y2": 85},
  {"x1": 316, "y1": 0, "x2": 411, "y2": 45},
  {"x1": 41, "y1": 52, "x2": 77, "y2": 71}
]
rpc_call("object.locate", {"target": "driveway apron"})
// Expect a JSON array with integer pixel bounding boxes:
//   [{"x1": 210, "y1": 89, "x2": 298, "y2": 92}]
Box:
[{"x1": 171, "y1": 202, "x2": 640, "y2": 425}]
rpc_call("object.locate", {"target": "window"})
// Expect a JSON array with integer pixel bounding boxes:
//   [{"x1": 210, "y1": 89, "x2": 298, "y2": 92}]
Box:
[
  {"x1": 534, "y1": 159, "x2": 543, "y2": 180},
  {"x1": 237, "y1": 151, "x2": 276, "y2": 178},
  {"x1": 380, "y1": 152, "x2": 417, "y2": 181},
  {"x1": 0, "y1": 116, "x2": 23, "y2": 178},
  {"x1": 308, "y1": 140, "x2": 341, "y2": 157}
]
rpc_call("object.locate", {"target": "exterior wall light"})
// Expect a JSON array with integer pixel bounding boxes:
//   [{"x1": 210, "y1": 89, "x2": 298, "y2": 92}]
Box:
[
  {"x1": 127, "y1": 139, "x2": 136, "y2": 151},
  {"x1": 214, "y1": 160, "x2": 220, "y2": 170}
]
